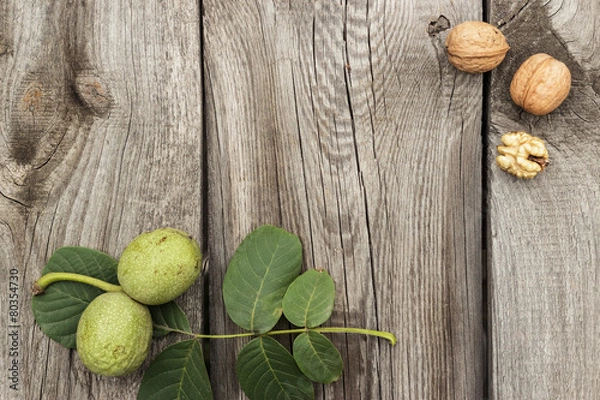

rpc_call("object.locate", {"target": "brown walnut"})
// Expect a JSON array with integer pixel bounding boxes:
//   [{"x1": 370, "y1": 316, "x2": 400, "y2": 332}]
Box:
[
  {"x1": 510, "y1": 53, "x2": 571, "y2": 116},
  {"x1": 445, "y1": 21, "x2": 510, "y2": 73}
]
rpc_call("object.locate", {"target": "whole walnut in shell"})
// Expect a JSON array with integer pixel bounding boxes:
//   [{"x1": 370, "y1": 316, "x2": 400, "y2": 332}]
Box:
[
  {"x1": 510, "y1": 53, "x2": 571, "y2": 116},
  {"x1": 445, "y1": 21, "x2": 510, "y2": 73}
]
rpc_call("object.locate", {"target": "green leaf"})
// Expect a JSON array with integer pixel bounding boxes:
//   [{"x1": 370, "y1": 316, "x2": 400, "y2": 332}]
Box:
[
  {"x1": 237, "y1": 336, "x2": 314, "y2": 400},
  {"x1": 293, "y1": 331, "x2": 343, "y2": 384},
  {"x1": 223, "y1": 225, "x2": 302, "y2": 333},
  {"x1": 31, "y1": 247, "x2": 118, "y2": 348},
  {"x1": 149, "y1": 301, "x2": 192, "y2": 338},
  {"x1": 282, "y1": 269, "x2": 335, "y2": 328},
  {"x1": 138, "y1": 339, "x2": 212, "y2": 400}
]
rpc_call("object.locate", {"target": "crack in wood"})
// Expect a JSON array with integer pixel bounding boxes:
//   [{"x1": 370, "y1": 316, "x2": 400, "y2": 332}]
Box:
[
  {"x1": 497, "y1": 0, "x2": 530, "y2": 28},
  {"x1": 0, "y1": 189, "x2": 32, "y2": 209}
]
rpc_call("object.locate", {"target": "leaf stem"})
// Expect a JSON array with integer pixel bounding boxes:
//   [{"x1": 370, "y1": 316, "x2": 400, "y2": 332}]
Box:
[
  {"x1": 266, "y1": 327, "x2": 397, "y2": 345},
  {"x1": 33, "y1": 272, "x2": 123, "y2": 295},
  {"x1": 158, "y1": 326, "x2": 397, "y2": 345},
  {"x1": 311, "y1": 327, "x2": 397, "y2": 345}
]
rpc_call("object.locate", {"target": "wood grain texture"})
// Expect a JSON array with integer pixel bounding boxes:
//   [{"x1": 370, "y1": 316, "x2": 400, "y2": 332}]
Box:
[
  {"x1": 488, "y1": 0, "x2": 600, "y2": 399},
  {"x1": 204, "y1": 1, "x2": 484, "y2": 398},
  {"x1": 0, "y1": 1, "x2": 203, "y2": 399}
]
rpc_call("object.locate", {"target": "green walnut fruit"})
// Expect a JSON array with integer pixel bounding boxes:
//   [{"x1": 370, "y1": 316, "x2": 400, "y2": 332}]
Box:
[
  {"x1": 118, "y1": 227, "x2": 202, "y2": 305},
  {"x1": 76, "y1": 292, "x2": 152, "y2": 376}
]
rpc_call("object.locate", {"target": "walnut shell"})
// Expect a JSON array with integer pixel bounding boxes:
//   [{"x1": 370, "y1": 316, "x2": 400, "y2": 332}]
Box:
[
  {"x1": 445, "y1": 21, "x2": 510, "y2": 73},
  {"x1": 510, "y1": 53, "x2": 571, "y2": 116}
]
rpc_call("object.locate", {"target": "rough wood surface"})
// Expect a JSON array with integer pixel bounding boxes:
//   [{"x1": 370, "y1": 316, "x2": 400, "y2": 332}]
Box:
[
  {"x1": 15, "y1": 0, "x2": 600, "y2": 399},
  {"x1": 488, "y1": 1, "x2": 600, "y2": 399},
  {"x1": 204, "y1": 1, "x2": 483, "y2": 398},
  {"x1": 0, "y1": 1, "x2": 203, "y2": 399}
]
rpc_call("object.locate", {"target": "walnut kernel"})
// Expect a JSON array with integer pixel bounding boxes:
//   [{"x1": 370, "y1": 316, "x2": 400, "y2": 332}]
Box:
[{"x1": 496, "y1": 131, "x2": 549, "y2": 179}]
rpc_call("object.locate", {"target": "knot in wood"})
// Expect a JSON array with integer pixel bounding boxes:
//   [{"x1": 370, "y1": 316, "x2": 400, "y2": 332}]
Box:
[
  {"x1": 74, "y1": 73, "x2": 113, "y2": 117},
  {"x1": 20, "y1": 82, "x2": 45, "y2": 115},
  {"x1": 428, "y1": 15, "x2": 451, "y2": 37}
]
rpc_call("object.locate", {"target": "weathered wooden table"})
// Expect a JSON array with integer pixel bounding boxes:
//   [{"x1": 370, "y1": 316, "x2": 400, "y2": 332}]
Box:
[{"x1": 1, "y1": 1, "x2": 598, "y2": 399}]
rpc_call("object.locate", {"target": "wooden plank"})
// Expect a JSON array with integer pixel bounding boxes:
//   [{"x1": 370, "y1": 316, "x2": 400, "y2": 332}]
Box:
[
  {"x1": 488, "y1": 1, "x2": 600, "y2": 398},
  {"x1": 0, "y1": 1, "x2": 203, "y2": 399},
  {"x1": 204, "y1": 1, "x2": 484, "y2": 398}
]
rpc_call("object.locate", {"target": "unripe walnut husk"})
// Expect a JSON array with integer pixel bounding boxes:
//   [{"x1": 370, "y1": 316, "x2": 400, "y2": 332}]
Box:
[
  {"x1": 445, "y1": 21, "x2": 510, "y2": 73},
  {"x1": 510, "y1": 53, "x2": 571, "y2": 116},
  {"x1": 117, "y1": 227, "x2": 202, "y2": 305}
]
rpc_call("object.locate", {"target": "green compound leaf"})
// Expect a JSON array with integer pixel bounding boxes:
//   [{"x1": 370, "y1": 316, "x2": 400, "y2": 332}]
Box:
[
  {"x1": 237, "y1": 336, "x2": 314, "y2": 400},
  {"x1": 138, "y1": 339, "x2": 212, "y2": 400},
  {"x1": 149, "y1": 301, "x2": 192, "y2": 338},
  {"x1": 293, "y1": 331, "x2": 343, "y2": 384},
  {"x1": 282, "y1": 269, "x2": 335, "y2": 328},
  {"x1": 31, "y1": 247, "x2": 118, "y2": 348},
  {"x1": 223, "y1": 225, "x2": 302, "y2": 333}
]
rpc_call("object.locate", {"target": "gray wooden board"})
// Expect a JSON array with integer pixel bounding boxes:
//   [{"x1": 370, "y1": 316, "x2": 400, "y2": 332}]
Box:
[
  {"x1": 0, "y1": 1, "x2": 204, "y2": 399},
  {"x1": 205, "y1": 1, "x2": 483, "y2": 399},
  {"x1": 0, "y1": 0, "x2": 564, "y2": 399},
  {"x1": 488, "y1": 1, "x2": 600, "y2": 399}
]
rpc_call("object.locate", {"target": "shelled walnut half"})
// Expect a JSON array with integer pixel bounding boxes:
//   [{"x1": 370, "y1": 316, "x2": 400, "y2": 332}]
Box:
[{"x1": 496, "y1": 131, "x2": 549, "y2": 179}]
